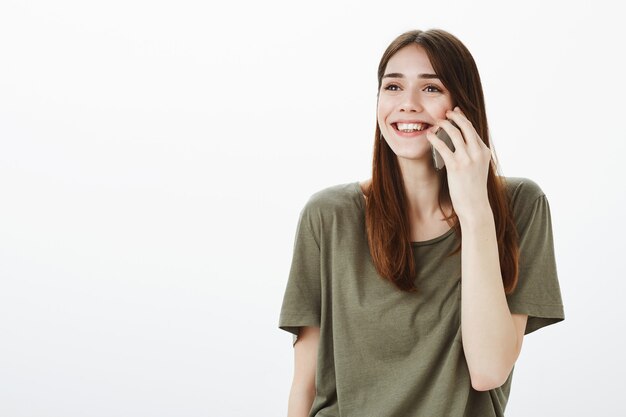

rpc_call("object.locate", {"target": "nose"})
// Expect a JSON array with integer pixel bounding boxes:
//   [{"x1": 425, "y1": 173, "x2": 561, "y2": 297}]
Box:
[{"x1": 400, "y1": 89, "x2": 423, "y2": 112}]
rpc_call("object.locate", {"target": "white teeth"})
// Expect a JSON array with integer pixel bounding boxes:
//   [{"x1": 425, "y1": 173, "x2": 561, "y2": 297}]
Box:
[{"x1": 396, "y1": 122, "x2": 427, "y2": 131}]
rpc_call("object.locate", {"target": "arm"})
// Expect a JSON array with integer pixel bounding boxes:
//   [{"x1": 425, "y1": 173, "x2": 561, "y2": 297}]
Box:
[
  {"x1": 460, "y1": 213, "x2": 528, "y2": 391},
  {"x1": 287, "y1": 326, "x2": 320, "y2": 417},
  {"x1": 427, "y1": 107, "x2": 528, "y2": 391}
]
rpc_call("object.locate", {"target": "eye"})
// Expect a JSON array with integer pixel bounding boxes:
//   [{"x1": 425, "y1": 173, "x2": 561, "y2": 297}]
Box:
[
  {"x1": 383, "y1": 83, "x2": 400, "y2": 91},
  {"x1": 424, "y1": 85, "x2": 442, "y2": 93}
]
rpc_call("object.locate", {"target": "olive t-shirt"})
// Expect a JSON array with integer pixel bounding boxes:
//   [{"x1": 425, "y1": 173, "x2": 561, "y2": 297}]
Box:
[{"x1": 278, "y1": 176, "x2": 565, "y2": 417}]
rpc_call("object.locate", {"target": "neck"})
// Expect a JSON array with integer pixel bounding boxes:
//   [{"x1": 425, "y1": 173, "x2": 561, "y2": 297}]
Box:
[{"x1": 397, "y1": 157, "x2": 450, "y2": 221}]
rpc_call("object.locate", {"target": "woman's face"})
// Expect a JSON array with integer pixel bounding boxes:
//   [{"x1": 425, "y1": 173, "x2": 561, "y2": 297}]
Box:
[{"x1": 377, "y1": 44, "x2": 454, "y2": 164}]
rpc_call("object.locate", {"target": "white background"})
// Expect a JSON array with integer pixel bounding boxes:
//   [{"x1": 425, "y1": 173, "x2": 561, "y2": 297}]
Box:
[{"x1": 0, "y1": 0, "x2": 624, "y2": 416}]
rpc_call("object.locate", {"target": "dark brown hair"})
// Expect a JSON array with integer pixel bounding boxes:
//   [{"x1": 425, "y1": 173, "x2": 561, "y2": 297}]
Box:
[{"x1": 364, "y1": 29, "x2": 520, "y2": 294}]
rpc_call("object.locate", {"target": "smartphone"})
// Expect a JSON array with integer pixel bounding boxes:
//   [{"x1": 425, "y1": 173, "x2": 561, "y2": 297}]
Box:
[{"x1": 431, "y1": 119, "x2": 459, "y2": 170}]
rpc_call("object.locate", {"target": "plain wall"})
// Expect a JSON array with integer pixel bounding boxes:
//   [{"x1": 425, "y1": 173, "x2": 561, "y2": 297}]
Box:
[{"x1": 1, "y1": 0, "x2": 624, "y2": 416}]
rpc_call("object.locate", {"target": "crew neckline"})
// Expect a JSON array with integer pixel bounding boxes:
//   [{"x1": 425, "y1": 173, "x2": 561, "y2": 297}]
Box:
[{"x1": 353, "y1": 181, "x2": 455, "y2": 246}]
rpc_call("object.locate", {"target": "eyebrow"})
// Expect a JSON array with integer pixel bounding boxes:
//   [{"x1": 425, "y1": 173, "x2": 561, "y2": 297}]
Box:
[{"x1": 382, "y1": 72, "x2": 440, "y2": 79}]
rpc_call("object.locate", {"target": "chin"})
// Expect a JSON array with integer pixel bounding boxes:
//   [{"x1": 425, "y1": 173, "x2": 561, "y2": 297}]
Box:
[
  {"x1": 390, "y1": 143, "x2": 431, "y2": 161},
  {"x1": 397, "y1": 154, "x2": 432, "y2": 164}
]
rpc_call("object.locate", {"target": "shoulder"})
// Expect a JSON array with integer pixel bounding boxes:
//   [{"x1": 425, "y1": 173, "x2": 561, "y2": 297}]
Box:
[
  {"x1": 501, "y1": 176, "x2": 546, "y2": 204},
  {"x1": 302, "y1": 181, "x2": 361, "y2": 216},
  {"x1": 500, "y1": 176, "x2": 550, "y2": 229},
  {"x1": 298, "y1": 182, "x2": 362, "y2": 231}
]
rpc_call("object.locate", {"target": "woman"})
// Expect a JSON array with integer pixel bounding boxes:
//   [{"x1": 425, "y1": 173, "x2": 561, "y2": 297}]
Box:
[{"x1": 278, "y1": 28, "x2": 565, "y2": 417}]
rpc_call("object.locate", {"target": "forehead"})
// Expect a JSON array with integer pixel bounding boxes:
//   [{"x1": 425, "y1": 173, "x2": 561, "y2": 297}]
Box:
[{"x1": 384, "y1": 44, "x2": 435, "y2": 74}]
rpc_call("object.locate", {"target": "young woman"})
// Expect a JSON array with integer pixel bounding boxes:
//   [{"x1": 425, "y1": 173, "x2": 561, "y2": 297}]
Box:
[{"x1": 278, "y1": 28, "x2": 565, "y2": 417}]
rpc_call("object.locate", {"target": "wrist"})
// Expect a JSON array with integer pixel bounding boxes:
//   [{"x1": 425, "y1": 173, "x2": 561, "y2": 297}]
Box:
[{"x1": 458, "y1": 204, "x2": 495, "y2": 230}]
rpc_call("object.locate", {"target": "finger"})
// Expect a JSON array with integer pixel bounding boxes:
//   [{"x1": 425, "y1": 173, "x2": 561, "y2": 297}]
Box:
[
  {"x1": 450, "y1": 107, "x2": 493, "y2": 163},
  {"x1": 436, "y1": 118, "x2": 468, "y2": 159},
  {"x1": 447, "y1": 107, "x2": 484, "y2": 150},
  {"x1": 426, "y1": 128, "x2": 454, "y2": 162}
]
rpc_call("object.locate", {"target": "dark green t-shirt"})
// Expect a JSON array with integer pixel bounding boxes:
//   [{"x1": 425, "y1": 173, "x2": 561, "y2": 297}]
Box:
[{"x1": 278, "y1": 176, "x2": 565, "y2": 417}]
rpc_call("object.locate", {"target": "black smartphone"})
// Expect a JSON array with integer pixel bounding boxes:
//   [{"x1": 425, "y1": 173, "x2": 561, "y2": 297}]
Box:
[{"x1": 431, "y1": 119, "x2": 459, "y2": 170}]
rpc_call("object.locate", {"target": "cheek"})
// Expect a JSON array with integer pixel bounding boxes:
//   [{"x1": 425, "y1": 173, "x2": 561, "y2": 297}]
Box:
[
  {"x1": 433, "y1": 103, "x2": 452, "y2": 120},
  {"x1": 376, "y1": 104, "x2": 383, "y2": 124},
  {"x1": 377, "y1": 100, "x2": 392, "y2": 122},
  {"x1": 439, "y1": 98, "x2": 455, "y2": 116}
]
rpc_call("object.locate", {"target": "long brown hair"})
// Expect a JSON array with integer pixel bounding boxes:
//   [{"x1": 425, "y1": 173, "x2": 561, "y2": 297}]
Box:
[{"x1": 365, "y1": 29, "x2": 520, "y2": 294}]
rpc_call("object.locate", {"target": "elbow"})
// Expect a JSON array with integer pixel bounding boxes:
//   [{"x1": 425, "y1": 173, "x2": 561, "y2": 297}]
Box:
[
  {"x1": 469, "y1": 351, "x2": 517, "y2": 391},
  {"x1": 470, "y1": 368, "x2": 510, "y2": 392},
  {"x1": 471, "y1": 374, "x2": 504, "y2": 392}
]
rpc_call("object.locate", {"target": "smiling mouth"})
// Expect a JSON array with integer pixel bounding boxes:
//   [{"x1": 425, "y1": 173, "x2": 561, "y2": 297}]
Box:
[{"x1": 393, "y1": 122, "x2": 431, "y2": 133}]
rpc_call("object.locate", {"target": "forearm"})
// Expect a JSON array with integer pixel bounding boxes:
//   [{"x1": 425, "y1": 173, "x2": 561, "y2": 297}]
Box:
[
  {"x1": 287, "y1": 387, "x2": 315, "y2": 417},
  {"x1": 460, "y1": 209, "x2": 518, "y2": 390}
]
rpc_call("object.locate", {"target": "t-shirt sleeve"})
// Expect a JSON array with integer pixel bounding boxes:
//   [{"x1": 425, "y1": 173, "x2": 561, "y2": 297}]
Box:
[
  {"x1": 278, "y1": 203, "x2": 322, "y2": 347},
  {"x1": 506, "y1": 182, "x2": 565, "y2": 335}
]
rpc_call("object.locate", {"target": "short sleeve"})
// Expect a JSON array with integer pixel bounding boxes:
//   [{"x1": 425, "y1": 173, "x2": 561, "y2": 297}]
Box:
[
  {"x1": 506, "y1": 190, "x2": 565, "y2": 335},
  {"x1": 278, "y1": 204, "x2": 322, "y2": 347}
]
